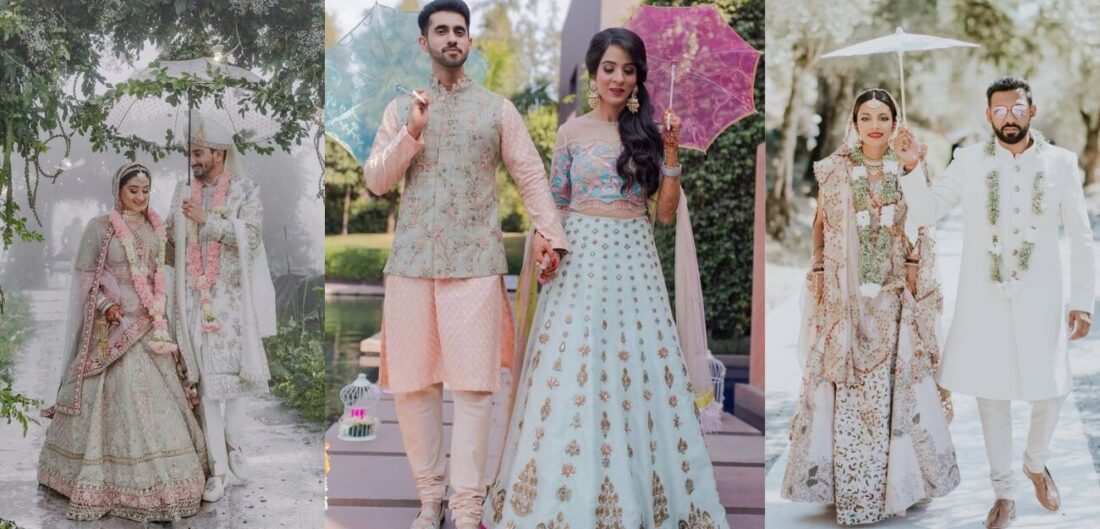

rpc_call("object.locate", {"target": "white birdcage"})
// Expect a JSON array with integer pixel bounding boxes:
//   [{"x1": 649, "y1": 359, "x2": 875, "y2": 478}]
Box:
[
  {"x1": 709, "y1": 356, "x2": 726, "y2": 398},
  {"x1": 337, "y1": 373, "x2": 382, "y2": 441},
  {"x1": 699, "y1": 355, "x2": 727, "y2": 434}
]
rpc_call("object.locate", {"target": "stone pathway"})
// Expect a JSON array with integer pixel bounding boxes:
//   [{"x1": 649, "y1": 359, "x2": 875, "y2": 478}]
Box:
[{"x1": 0, "y1": 289, "x2": 324, "y2": 529}]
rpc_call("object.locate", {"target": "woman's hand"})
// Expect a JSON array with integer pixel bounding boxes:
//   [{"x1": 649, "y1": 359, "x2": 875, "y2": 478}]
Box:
[
  {"x1": 661, "y1": 108, "x2": 682, "y2": 151},
  {"x1": 105, "y1": 304, "x2": 122, "y2": 325},
  {"x1": 906, "y1": 264, "x2": 919, "y2": 295}
]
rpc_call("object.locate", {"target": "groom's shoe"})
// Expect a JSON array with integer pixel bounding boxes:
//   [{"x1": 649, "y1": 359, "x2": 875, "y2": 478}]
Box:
[
  {"x1": 1024, "y1": 466, "x2": 1061, "y2": 511},
  {"x1": 985, "y1": 499, "x2": 1015, "y2": 529},
  {"x1": 228, "y1": 445, "x2": 250, "y2": 482},
  {"x1": 409, "y1": 502, "x2": 444, "y2": 529},
  {"x1": 202, "y1": 474, "x2": 228, "y2": 502}
]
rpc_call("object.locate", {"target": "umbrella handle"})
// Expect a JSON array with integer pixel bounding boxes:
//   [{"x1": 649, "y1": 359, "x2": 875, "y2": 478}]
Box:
[
  {"x1": 668, "y1": 64, "x2": 676, "y2": 130},
  {"x1": 897, "y1": 52, "x2": 907, "y2": 124}
]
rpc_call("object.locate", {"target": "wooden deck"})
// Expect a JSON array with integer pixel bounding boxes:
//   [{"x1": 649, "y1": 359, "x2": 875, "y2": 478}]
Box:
[{"x1": 325, "y1": 387, "x2": 764, "y2": 529}]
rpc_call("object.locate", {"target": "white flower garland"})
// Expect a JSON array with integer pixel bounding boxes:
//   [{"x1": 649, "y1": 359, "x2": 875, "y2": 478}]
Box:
[
  {"x1": 850, "y1": 145, "x2": 902, "y2": 297},
  {"x1": 984, "y1": 129, "x2": 1047, "y2": 298}
]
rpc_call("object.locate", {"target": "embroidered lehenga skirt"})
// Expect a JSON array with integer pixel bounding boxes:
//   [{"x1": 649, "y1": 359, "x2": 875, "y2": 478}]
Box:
[
  {"x1": 484, "y1": 213, "x2": 728, "y2": 529},
  {"x1": 38, "y1": 335, "x2": 208, "y2": 522},
  {"x1": 781, "y1": 198, "x2": 959, "y2": 525}
]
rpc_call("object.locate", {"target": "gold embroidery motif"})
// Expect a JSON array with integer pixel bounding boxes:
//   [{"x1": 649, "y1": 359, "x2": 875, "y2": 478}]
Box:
[
  {"x1": 540, "y1": 398, "x2": 552, "y2": 421},
  {"x1": 595, "y1": 476, "x2": 625, "y2": 529},
  {"x1": 510, "y1": 459, "x2": 539, "y2": 516},
  {"x1": 492, "y1": 487, "x2": 506, "y2": 524},
  {"x1": 652, "y1": 471, "x2": 670, "y2": 526}
]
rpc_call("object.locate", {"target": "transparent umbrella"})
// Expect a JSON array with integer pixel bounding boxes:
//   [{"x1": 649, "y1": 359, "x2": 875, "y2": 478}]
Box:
[
  {"x1": 324, "y1": 3, "x2": 489, "y2": 163},
  {"x1": 104, "y1": 56, "x2": 281, "y2": 182}
]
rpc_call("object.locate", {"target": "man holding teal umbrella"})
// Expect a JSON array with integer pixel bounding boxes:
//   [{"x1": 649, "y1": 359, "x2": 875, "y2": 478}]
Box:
[{"x1": 361, "y1": 2, "x2": 567, "y2": 528}]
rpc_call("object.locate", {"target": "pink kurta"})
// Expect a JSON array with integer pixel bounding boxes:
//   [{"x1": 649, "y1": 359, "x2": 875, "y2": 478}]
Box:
[{"x1": 365, "y1": 77, "x2": 566, "y2": 393}]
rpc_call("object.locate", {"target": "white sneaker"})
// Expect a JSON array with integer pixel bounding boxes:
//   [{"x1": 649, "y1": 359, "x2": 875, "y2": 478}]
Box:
[
  {"x1": 228, "y1": 445, "x2": 250, "y2": 482},
  {"x1": 409, "y1": 503, "x2": 444, "y2": 529},
  {"x1": 202, "y1": 474, "x2": 228, "y2": 502}
]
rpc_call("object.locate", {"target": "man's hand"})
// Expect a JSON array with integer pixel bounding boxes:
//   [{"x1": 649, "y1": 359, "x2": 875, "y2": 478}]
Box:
[
  {"x1": 533, "y1": 232, "x2": 561, "y2": 284},
  {"x1": 406, "y1": 89, "x2": 430, "y2": 140},
  {"x1": 104, "y1": 305, "x2": 122, "y2": 325},
  {"x1": 181, "y1": 198, "x2": 207, "y2": 225},
  {"x1": 1069, "y1": 310, "x2": 1092, "y2": 340}
]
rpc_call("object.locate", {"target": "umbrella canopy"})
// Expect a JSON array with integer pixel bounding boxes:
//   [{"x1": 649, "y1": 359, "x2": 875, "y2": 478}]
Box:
[
  {"x1": 105, "y1": 58, "x2": 281, "y2": 152},
  {"x1": 325, "y1": 4, "x2": 489, "y2": 164},
  {"x1": 624, "y1": 4, "x2": 760, "y2": 152},
  {"x1": 822, "y1": 27, "x2": 979, "y2": 121}
]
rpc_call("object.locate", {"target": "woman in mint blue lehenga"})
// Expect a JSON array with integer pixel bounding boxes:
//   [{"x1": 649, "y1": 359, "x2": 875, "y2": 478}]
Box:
[{"x1": 483, "y1": 28, "x2": 728, "y2": 529}]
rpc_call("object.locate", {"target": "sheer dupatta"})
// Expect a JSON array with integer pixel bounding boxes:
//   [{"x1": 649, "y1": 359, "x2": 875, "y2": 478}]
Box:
[{"x1": 46, "y1": 217, "x2": 154, "y2": 417}]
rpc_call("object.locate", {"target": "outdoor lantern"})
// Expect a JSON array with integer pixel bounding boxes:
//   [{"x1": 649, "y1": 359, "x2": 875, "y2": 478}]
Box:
[{"x1": 337, "y1": 373, "x2": 381, "y2": 441}]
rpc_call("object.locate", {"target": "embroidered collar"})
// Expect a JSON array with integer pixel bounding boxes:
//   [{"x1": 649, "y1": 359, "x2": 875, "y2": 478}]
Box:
[
  {"x1": 198, "y1": 170, "x2": 230, "y2": 188},
  {"x1": 429, "y1": 75, "x2": 473, "y2": 97}
]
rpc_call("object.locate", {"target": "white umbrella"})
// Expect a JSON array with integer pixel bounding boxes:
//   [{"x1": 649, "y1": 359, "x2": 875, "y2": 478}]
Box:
[
  {"x1": 105, "y1": 56, "x2": 281, "y2": 182},
  {"x1": 822, "y1": 27, "x2": 980, "y2": 122}
]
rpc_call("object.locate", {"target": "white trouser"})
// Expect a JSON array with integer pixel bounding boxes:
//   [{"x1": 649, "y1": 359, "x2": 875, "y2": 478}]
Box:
[
  {"x1": 393, "y1": 383, "x2": 494, "y2": 526},
  {"x1": 202, "y1": 397, "x2": 248, "y2": 476},
  {"x1": 976, "y1": 396, "x2": 1064, "y2": 499}
]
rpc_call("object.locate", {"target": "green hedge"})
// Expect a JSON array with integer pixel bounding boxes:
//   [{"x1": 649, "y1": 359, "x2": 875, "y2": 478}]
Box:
[
  {"x1": 648, "y1": 0, "x2": 762, "y2": 354},
  {"x1": 264, "y1": 319, "x2": 326, "y2": 424},
  {"x1": 1, "y1": 292, "x2": 40, "y2": 436},
  {"x1": 326, "y1": 234, "x2": 528, "y2": 282},
  {"x1": 0, "y1": 291, "x2": 33, "y2": 381},
  {"x1": 326, "y1": 247, "x2": 389, "y2": 282}
]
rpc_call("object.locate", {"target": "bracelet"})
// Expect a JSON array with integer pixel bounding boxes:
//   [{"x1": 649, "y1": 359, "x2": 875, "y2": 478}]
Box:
[{"x1": 660, "y1": 164, "x2": 682, "y2": 179}]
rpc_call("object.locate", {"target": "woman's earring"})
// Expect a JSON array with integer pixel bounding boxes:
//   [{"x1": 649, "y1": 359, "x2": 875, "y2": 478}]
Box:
[
  {"x1": 627, "y1": 86, "x2": 640, "y2": 114},
  {"x1": 587, "y1": 79, "x2": 600, "y2": 110}
]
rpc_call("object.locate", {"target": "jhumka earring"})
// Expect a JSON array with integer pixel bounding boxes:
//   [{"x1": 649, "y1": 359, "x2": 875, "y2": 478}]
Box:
[
  {"x1": 627, "y1": 86, "x2": 640, "y2": 114},
  {"x1": 587, "y1": 79, "x2": 600, "y2": 110}
]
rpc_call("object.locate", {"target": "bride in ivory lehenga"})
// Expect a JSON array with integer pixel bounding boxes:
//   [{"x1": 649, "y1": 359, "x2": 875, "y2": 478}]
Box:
[
  {"x1": 780, "y1": 89, "x2": 960, "y2": 525},
  {"x1": 37, "y1": 163, "x2": 208, "y2": 522}
]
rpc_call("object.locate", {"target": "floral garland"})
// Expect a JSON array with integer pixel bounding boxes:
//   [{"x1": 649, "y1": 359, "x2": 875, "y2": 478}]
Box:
[
  {"x1": 187, "y1": 173, "x2": 231, "y2": 332},
  {"x1": 107, "y1": 209, "x2": 177, "y2": 354},
  {"x1": 984, "y1": 129, "x2": 1046, "y2": 298},
  {"x1": 850, "y1": 145, "x2": 901, "y2": 297}
]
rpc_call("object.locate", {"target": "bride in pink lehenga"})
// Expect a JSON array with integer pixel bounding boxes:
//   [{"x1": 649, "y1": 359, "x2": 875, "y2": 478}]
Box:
[{"x1": 37, "y1": 163, "x2": 207, "y2": 522}]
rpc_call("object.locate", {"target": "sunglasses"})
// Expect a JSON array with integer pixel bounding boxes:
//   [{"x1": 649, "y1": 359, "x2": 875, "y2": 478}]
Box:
[{"x1": 991, "y1": 104, "x2": 1029, "y2": 120}]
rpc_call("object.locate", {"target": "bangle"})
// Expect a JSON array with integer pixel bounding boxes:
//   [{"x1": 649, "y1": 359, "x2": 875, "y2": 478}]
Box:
[{"x1": 661, "y1": 164, "x2": 682, "y2": 179}]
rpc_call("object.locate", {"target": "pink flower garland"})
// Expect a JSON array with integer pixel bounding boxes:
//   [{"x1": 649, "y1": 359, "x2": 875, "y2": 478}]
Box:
[
  {"x1": 107, "y1": 208, "x2": 178, "y2": 354},
  {"x1": 187, "y1": 173, "x2": 231, "y2": 333}
]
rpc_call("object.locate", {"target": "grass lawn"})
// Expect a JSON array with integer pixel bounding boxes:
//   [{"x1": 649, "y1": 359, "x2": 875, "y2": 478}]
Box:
[{"x1": 325, "y1": 232, "x2": 527, "y2": 281}]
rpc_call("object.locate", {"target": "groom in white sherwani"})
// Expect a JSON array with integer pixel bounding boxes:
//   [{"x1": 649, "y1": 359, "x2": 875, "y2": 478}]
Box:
[{"x1": 893, "y1": 77, "x2": 1095, "y2": 529}]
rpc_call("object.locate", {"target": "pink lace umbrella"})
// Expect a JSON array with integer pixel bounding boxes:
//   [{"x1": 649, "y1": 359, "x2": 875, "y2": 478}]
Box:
[{"x1": 624, "y1": 4, "x2": 760, "y2": 152}]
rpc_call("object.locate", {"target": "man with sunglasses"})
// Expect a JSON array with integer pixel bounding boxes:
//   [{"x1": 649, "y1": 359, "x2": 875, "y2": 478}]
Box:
[{"x1": 891, "y1": 76, "x2": 1095, "y2": 528}]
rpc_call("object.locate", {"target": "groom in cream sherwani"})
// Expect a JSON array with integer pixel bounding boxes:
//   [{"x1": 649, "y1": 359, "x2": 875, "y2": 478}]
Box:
[{"x1": 894, "y1": 76, "x2": 1095, "y2": 529}]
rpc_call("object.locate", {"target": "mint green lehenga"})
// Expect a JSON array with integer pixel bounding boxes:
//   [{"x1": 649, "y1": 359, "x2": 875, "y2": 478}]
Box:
[{"x1": 483, "y1": 115, "x2": 729, "y2": 529}]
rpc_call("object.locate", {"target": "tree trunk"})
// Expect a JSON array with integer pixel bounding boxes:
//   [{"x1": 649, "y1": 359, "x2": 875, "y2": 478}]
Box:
[
  {"x1": 766, "y1": 64, "x2": 802, "y2": 239},
  {"x1": 1082, "y1": 109, "x2": 1100, "y2": 188},
  {"x1": 341, "y1": 186, "x2": 351, "y2": 235}
]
